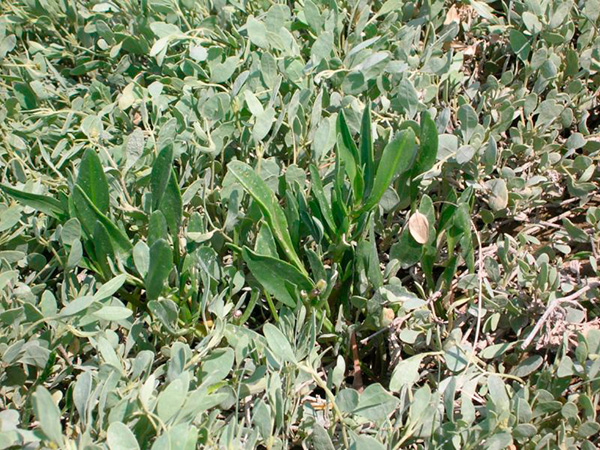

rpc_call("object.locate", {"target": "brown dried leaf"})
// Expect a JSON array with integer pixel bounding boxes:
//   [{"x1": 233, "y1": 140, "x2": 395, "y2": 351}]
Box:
[
  {"x1": 408, "y1": 211, "x2": 429, "y2": 244},
  {"x1": 444, "y1": 4, "x2": 461, "y2": 25}
]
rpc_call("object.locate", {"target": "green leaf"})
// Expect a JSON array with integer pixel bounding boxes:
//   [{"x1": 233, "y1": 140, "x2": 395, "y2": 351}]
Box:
[
  {"x1": 73, "y1": 186, "x2": 132, "y2": 255},
  {"x1": 61, "y1": 218, "x2": 81, "y2": 245},
  {"x1": 107, "y1": 422, "x2": 140, "y2": 450},
  {"x1": 151, "y1": 146, "x2": 174, "y2": 210},
  {"x1": 253, "y1": 107, "x2": 275, "y2": 141},
  {"x1": 397, "y1": 78, "x2": 419, "y2": 118},
  {"x1": 0, "y1": 184, "x2": 65, "y2": 219},
  {"x1": 124, "y1": 128, "x2": 145, "y2": 173},
  {"x1": 228, "y1": 161, "x2": 305, "y2": 274},
  {"x1": 389, "y1": 355, "x2": 424, "y2": 392},
  {"x1": 360, "y1": 128, "x2": 416, "y2": 213},
  {"x1": 509, "y1": 29, "x2": 531, "y2": 61},
  {"x1": 94, "y1": 274, "x2": 127, "y2": 300},
  {"x1": 445, "y1": 345, "x2": 469, "y2": 373},
  {"x1": 94, "y1": 306, "x2": 133, "y2": 321},
  {"x1": 263, "y1": 323, "x2": 297, "y2": 363},
  {"x1": 350, "y1": 436, "x2": 386, "y2": 450},
  {"x1": 409, "y1": 384, "x2": 432, "y2": 423},
  {"x1": 94, "y1": 220, "x2": 115, "y2": 277},
  {"x1": 484, "y1": 432, "x2": 513, "y2": 450},
  {"x1": 145, "y1": 238, "x2": 173, "y2": 300},
  {"x1": 242, "y1": 247, "x2": 312, "y2": 307},
  {"x1": 486, "y1": 178, "x2": 508, "y2": 211},
  {"x1": 359, "y1": 103, "x2": 374, "y2": 199},
  {"x1": 59, "y1": 295, "x2": 96, "y2": 317},
  {"x1": 246, "y1": 17, "x2": 269, "y2": 49},
  {"x1": 200, "y1": 348, "x2": 234, "y2": 383},
  {"x1": 487, "y1": 375, "x2": 510, "y2": 414},
  {"x1": 312, "y1": 423, "x2": 335, "y2": 450},
  {"x1": 411, "y1": 111, "x2": 438, "y2": 199},
  {"x1": 157, "y1": 378, "x2": 187, "y2": 422},
  {"x1": 159, "y1": 169, "x2": 182, "y2": 235},
  {"x1": 33, "y1": 386, "x2": 63, "y2": 444},
  {"x1": 255, "y1": 222, "x2": 278, "y2": 258},
  {"x1": 76, "y1": 149, "x2": 109, "y2": 213},
  {"x1": 148, "y1": 210, "x2": 169, "y2": 247},
  {"x1": 336, "y1": 110, "x2": 361, "y2": 197},
  {"x1": 481, "y1": 342, "x2": 516, "y2": 360},
  {"x1": 309, "y1": 164, "x2": 336, "y2": 234},
  {"x1": 133, "y1": 241, "x2": 150, "y2": 278},
  {"x1": 562, "y1": 218, "x2": 590, "y2": 243},
  {"x1": 353, "y1": 383, "x2": 399, "y2": 422}
]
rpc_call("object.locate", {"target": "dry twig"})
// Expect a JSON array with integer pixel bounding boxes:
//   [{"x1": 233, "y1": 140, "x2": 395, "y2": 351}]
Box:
[{"x1": 521, "y1": 281, "x2": 600, "y2": 350}]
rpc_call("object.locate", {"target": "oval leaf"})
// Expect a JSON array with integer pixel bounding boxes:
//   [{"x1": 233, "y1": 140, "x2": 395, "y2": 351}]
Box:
[{"x1": 408, "y1": 211, "x2": 429, "y2": 244}]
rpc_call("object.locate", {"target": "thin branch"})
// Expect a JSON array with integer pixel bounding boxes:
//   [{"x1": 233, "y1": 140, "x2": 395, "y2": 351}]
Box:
[{"x1": 521, "y1": 282, "x2": 599, "y2": 350}]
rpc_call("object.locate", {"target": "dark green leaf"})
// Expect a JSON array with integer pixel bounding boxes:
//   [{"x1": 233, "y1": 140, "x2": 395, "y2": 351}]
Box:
[
  {"x1": 359, "y1": 103, "x2": 374, "y2": 199},
  {"x1": 309, "y1": 164, "x2": 336, "y2": 234},
  {"x1": 151, "y1": 146, "x2": 174, "y2": 210},
  {"x1": 228, "y1": 161, "x2": 305, "y2": 274},
  {"x1": 360, "y1": 129, "x2": 416, "y2": 213},
  {"x1": 145, "y1": 238, "x2": 173, "y2": 300},
  {"x1": 159, "y1": 168, "x2": 182, "y2": 236},
  {"x1": 242, "y1": 247, "x2": 312, "y2": 307},
  {"x1": 76, "y1": 149, "x2": 109, "y2": 213},
  {"x1": 0, "y1": 184, "x2": 65, "y2": 219},
  {"x1": 73, "y1": 186, "x2": 132, "y2": 255}
]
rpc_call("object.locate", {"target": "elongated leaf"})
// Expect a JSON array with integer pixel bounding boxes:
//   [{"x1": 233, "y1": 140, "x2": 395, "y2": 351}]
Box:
[
  {"x1": 145, "y1": 238, "x2": 172, "y2": 300},
  {"x1": 360, "y1": 129, "x2": 416, "y2": 213},
  {"x1": 410, "y1": 111, "x2": 438, "y2": 202},
  {"x1": 228, "y1": 161, "x2": 305, "y2": 274},
  {"x1": 94, "y1": 220, "x2": 115, "y2": 278},
  {"x1": 255, "y1": 222, "x2": 278, "y2": 258},
  {"x1": 336, "y1": 111, "x2": 363, "y2": 200},
  {"x1": 414, "y1": 111, "x2": 439, "y2": 175},
  {"x1": 159, "y1": 168, "x2": 182, "y2": 235},
  {"x1": 151, "y1": 146, "x2": 174, "y2": 210},
  {"x1": 360, "y1": 103, "x2": 374, "y2": 199},
  {"x1": 76, "y1": 148, "x2": 109, "y2": 213},
  {"x1": 309, "y1": 164, "x2": 336, "y2": 234},
  {"x1": 337, "y1": 110, "x2": 360, "y2": 166},
  {"x1": 94, "y1": 274, "x2": 127, "y2": 300},
  {"x1": 73, "y1": 185, "x2": 132, "y2": 255},
  {"x1": 264, "y1": 323, "x2": 297, "y2": 363},
  {"x1": 148, "y1": 210, "x2": 169, "y2": 247},
  {"x1": 0, "y1": 184, "x2": 65, "y2": 219},
  {"x1": 242, "y1": 247, "x2": 313, "y2": 307},
  {"x1": 33, "y1": 386, "x2": 63, "y2": 444},
  {"x1": 331, "y1": 155, "x2": 350, "y2": 233},
  {"x1": 94, "y1": 306, "x2": 133, "y2": 321}
]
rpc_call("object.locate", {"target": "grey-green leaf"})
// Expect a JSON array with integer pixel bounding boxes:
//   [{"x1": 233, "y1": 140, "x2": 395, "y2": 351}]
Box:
[
  {"x1": 33, "y1": 386, "x2": 63, "y2": 444},
  {"x1": 312, "y1": 423, "x2": 335, "y2": 450},
  {"x1": 263, "y1": 323, "x2": 297, "y2": 363},
  {"x1": 107, "y1": 422, "x2": 140, "y2": 450}
]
